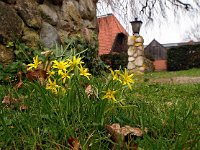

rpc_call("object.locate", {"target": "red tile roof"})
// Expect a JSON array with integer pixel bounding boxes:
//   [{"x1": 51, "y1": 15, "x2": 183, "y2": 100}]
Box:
[{"x1": 98, "y1": 14, "x2": 129, "y2": 55}]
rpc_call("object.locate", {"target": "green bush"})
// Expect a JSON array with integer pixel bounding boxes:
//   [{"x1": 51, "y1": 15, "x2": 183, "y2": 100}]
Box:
[
  {"x1": 167, "y1": 44, "x2": 200, "y2": 71},
  {"x1": 100, "y1": 53, "x2": 128, "y2": 70}
]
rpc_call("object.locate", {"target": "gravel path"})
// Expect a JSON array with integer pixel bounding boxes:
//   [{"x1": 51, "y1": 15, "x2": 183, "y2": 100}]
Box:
[{"x1": 149, "y1": 77, "x2": 200, "y2": 84}]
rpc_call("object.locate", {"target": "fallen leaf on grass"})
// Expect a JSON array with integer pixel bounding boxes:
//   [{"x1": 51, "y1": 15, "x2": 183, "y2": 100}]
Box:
[
  {"x1": 14, "y1": 71, "x2": 23, "y2": 89},
  {"x1": 68, "y1": 137, "x2": 81, "y2": 150},
  {"x1": 26, "y1": 69, "x2": 47, "y2": 84},
  {"x1": 14, "y1": 79, "x2": 23, "y2": 89},
  {"x1": 19, "y1": 104, "x2": 29, "y2": 111},
  {"x1": 105, "y1": 123, "x2": 121, "y2": 142},
  {"x1": 2, "y1": 95, "x2": 11, "y2": 104},
  {"x1": 166, "y1": 101, "x2": 173, "y2": 107},
  {"x1": 106, "y1": 123, "x2": 145, "y2": 149},
  {"x1": 2, "y1": 95, "x2": 19, "y2": 104},
  {"x1": 122, "y1": 126, "x2": 144, "y2": 137},
  {"x1": 85, "y1": 85, "x2": 94, "y2": 97}
]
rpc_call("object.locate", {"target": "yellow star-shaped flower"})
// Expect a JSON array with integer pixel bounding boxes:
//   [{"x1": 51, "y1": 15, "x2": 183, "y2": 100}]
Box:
[
  {"x1": 27, "y1": 55, "x2": 42, "y2": 70},
  {"x1": 79, "y1": 65, "x2": 91, "y2": 80},
  {"x1": 52, "y1": 60, "x2": 69, "y2": 75},
  {"x1": 46, "y1": 78, "x2": 60, "y2": 94},
  {"x1": 69, "y1": 56, "x2": 84, "y2": 69},
  {"x1": 102, "y1": 88, "x2": 117, "y2": 102},
  {"x1": 110, "y1": 69, "x2": 122, "y2": 82},
  {"x1": 121, "y1": 68, "x2": 134, "y2": 90},
  {"x1": 60, "y1": 71, "x2": 70, "y2": 83},
  {"x1": 47, "y1": 70, "x2": 55, "y2": 78}
]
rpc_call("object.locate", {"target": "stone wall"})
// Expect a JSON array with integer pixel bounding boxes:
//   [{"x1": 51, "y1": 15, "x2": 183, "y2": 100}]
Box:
[
  {"x1": 127, "y1": 35, "x2": 145, "y2": 73},
  {"x1": 127, "y1": 35, "x2": 154, "y2": 73},
  {"x1": 0, "y1": 0, "x2": 98, "y2": 65}
]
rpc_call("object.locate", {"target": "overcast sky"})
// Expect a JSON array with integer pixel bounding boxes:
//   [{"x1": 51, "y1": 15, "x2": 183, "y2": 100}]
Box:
[{"x1": 97, "y1": 0, "x2": 200, "y2": 45}]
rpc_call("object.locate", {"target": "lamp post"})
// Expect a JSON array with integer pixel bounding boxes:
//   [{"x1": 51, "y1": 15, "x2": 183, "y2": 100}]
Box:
[
  {"x1": 130, "y1": 18, "x2": 143, "y2": 35},
  {"x1": 127, "y1": 18, "x2": 145, "y2": 73}
]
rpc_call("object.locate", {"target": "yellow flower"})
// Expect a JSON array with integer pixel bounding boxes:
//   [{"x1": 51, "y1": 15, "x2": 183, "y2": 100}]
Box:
[
  {"x1": 47, "y1": 70, "x2": 55, "y2": 78},
  {"x1": 61, "y1": 87, "x2": 67, "y2": 94},
  {"x1": 46, "y1": 78, "x2": 60, "y2": 94},
  {"x1": 110, "y1": 69, "x2": 122, "y2": 82},
  {"x1": 69, "y1": 56, "x2": 84, "y2": 69},
  {"x1": 27, "y1": 55, "x2": 42, "y2": 70},
  {"x1": 52, "y1": 60, "x2": 69, "y2": 75},
  {"x1": 79, "y1": 65, "x2": 91, "y2": 80},
  {"x1": 60, "y1": 71, "x2": 70, "y2": 83},
  {"x1": 121, "y1": 68, "x2": 134, "y2": 90},
  {"x1": 102, "y1": 89, "x2": 117, "y2": 102}
]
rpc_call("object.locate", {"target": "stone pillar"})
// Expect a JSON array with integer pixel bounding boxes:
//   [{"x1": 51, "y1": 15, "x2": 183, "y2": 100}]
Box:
[{"x1": 127, "y1": 35, "x2": 145, "y2": 73}]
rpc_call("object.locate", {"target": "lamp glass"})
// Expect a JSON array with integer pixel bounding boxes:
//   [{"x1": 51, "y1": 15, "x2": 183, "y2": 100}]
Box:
[{"x1": 130, "y1": 18, "x2": 142, "y2": 34}]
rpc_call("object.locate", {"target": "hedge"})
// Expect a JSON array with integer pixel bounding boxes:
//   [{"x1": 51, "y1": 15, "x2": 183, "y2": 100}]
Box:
[
  {"x1": 167, "y1": 44, "x2": 200, "y2": 71},
  {"x1": 100, "y1": 53, "x2": 128, "y2": 70}
]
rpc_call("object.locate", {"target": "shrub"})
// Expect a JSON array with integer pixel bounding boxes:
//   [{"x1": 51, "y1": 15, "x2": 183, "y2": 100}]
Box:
[
  {"x1": 100, "y1": 53, "x2": 128, "y2": 70},
  {"x1": 167, "y1": 44, "x2": 200, "y2": 71},
  {"x1": 144, "y1": 58, "x2": 155, "y2": 72}
]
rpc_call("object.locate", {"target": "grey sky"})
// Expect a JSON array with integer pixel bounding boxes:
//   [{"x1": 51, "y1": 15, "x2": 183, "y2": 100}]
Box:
[{"x1": 97, "y1": 0, "x2": 200, "y2": 45}]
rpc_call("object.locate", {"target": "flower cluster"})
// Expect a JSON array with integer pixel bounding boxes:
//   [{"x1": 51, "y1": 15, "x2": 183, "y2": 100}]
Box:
[
  {"x1": 102, "y1": 68, "x2": 134, "y2": 102},
  {"x1": 27, "y1": 55, "x2": 135, "y2": 102},
  {"x1": 27, "y1": 55, "x2": 91, "y2": 94},
  {"x1": 110, "y1": 68, "x2": 134, "y2": 90}
]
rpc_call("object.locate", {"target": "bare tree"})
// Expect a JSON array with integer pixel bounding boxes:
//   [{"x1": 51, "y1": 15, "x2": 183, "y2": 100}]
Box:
[
  {"x1": 97, "y1": 0, "x2": 200, "y2": 29},
  {"x1": 97, "y1": 0, "x2": 199, "y2": 16},
  {"x1": 184, "y1": 23, "x2": 200, "y2": 41}
]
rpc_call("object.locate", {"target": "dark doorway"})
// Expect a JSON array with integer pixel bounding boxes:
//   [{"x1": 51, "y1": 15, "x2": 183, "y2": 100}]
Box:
[{"x1": 111, "y1": 33, "x2": 128, "y2": 53}]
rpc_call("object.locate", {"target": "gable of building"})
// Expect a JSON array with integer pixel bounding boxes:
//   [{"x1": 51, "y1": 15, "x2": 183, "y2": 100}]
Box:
[
  {"x1": 98, "y1": 14, "x2": 128, "y2": 55},
  {"x1": 144, "y1": 39, "x2": 167, "y2": 60}
]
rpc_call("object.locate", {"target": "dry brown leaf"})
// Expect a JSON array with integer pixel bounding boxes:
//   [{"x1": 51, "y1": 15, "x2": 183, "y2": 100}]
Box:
[
  {"x1": 19, "y1": 104, "x2": 29, "y2": 111},
  {"x1": 14, "y1": 71, "x2": 24, "y2": 89},
  {"x1": 85, "y1": 85, "x2": 94, "y2": 97},
  {"x1": 123, "y1": 126, "x2": 143, "y2": 137},
  {"x1": 2, "y1": 95, "x2": 19, "y2": 104},
  {"x1": 166, "y1": 102, "x2": 173, "y2": 107},
  {"x1": 106, "y1": 123, "x2": 144, "y2": 149},
  {"x1": 26, "y1": 69, "x2": 47, "y2": 83},
  {"x1": 105, "y1": 123, "x2": 121, "y2": 134},
  {"x1": 105, "y1": 123, "x2": 122, "y2": 142},
  {"x1": 2, "y1": 95, "x2": 11, "y2": 104},
  {"x1": 68, "y1": 137, "x2": 81, "y2": 150},
  {"x1": 14, "y1": 79, "x2": 23, "y2": 89}
]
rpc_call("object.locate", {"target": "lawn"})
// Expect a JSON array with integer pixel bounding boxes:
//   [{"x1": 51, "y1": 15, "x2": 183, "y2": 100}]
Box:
[
  {"x1": 144, "y1": 68, "x2": 200, "y2": 79},
  {"x1": 0, "y1": 67, "x2": 200, "y2": 149}
]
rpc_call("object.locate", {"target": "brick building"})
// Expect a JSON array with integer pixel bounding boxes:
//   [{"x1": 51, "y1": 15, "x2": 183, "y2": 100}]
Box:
[
  {"x1": 144, "y1": 39, "x2": 200, "y2": 71},
  {"x1": 97, "y1": 14, "x2": 129, "y2": 55}
]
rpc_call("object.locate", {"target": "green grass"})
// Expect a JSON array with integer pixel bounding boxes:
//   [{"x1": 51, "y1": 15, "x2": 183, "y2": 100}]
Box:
[
  {"x1": 0, "y1": 75, "x2": 200, "y2": 149},
  {"x1": 145, "y1": 68, "x2": 200, "y2": 79}
]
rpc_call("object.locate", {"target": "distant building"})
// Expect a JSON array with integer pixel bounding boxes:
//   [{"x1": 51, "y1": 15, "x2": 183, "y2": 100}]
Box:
[
  {"x1": 97, "y1": 14, "x2": 129, "y2": 55},
  {"x1": 144, "y1": 39, "x2": 200, "y2": 71},
  {"x1": 145, "y1": 39, "x2": 167, "y2": 60},
  {"x1": 144, "y1": 39, "x2": 167, "y2": 71}
]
